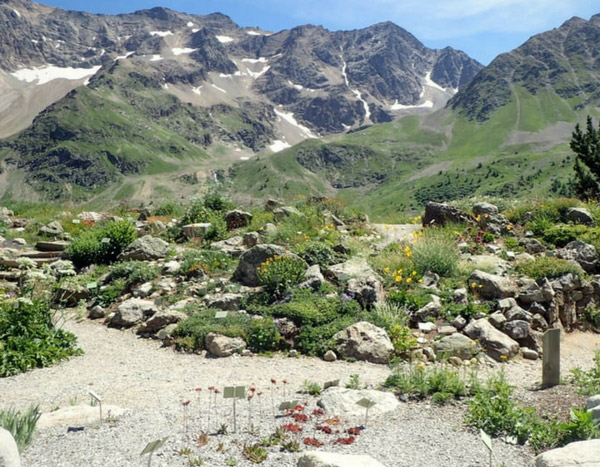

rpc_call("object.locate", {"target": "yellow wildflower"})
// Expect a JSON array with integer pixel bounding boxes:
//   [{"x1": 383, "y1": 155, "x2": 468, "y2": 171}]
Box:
[
  {"x1": 395, "y1": 276, "x2": 403, "y2": 283},
  {"x1": 406, "y1": 277, "x2": 412, "y2": 284},
  {"x1": 384, "y1": 267, "x2": 390, "y2": 273},
  {"x1": 412, "y1": 270, "x2": 417, "y2": 276}
]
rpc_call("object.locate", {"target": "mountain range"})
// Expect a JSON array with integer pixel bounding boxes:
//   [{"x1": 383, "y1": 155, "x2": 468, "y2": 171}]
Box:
[{"x1": 0, "y1": 0, "x2": 598, "y2": 217}]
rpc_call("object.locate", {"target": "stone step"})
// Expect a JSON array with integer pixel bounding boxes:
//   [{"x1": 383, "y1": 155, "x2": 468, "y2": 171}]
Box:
[{"x1": 35, "y1": 241, "x2": 69, "y2": 252}]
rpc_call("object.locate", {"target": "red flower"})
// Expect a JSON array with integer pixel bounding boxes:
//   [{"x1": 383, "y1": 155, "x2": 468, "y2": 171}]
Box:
[
  {"x1": 312, "y1": 408, "x2": 324, "y2": 416},
  {"x1": 334, "y1": 436, "x2": 355, "y2": 445},
  {"x1": 283, "y1": 423, "x2": 302, "y2": 434},
  {"x1": 303, "y1": 437, "x2": 324, "y2": 447},
  {"x1": 282, "y1": 379, "x2": 288, "y2": 384},
  {"x1": 293, "y1": 414, "x2": 308, "y2": 423},
  {"x1": 214, "y1": 388, "x2": 220, "y2": 394},
  {"x1": 182, "y1": 400, "x2": 191, "y2": 406},
  {"x1": 194, "y1": 387, "x2": 202, "y2": 392},
  {"x1": 346, "y1": 427, "x2": 361, "y2": 436},
  {"x1": 271, "y1": 378, "x2": 277, "y2": 384},
  {"x1": 316, "y1": 425, "x2": 332, "y2": 434},
  {"x1": 249, "y1": 386, "x2": 256, "y2": 393}
]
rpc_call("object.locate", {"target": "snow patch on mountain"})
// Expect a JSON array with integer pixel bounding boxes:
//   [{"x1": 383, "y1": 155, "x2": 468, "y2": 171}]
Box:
[
  {"x1": 216, "y1": 35, "x2": 234, "y2": 44},
  {"x1": 269, "y1": 140, "x2": 291, "y2": 152},
  {"x1": 11, "y1": 65, "x2": 102, "y2": 85},
  {"x1": 172, "y1": 48, "x2": 197, "y2": 56},
  {"x1": 150, "y1": 31, "x2": 173, "y2": 37},
  {"x1": 274, "y1": 108, "x2": 316, "y2": 139}
]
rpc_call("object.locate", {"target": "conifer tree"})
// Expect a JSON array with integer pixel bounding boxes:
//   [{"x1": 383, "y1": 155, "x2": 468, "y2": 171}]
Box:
[{"x1": 571, "y1": 116, "x2": 600, "y2": 199}]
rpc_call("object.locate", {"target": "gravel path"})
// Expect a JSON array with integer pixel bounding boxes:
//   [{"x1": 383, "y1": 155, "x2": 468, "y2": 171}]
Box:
[{"x1": 4, "y1": 319, "x2": 599, "y2": 466}]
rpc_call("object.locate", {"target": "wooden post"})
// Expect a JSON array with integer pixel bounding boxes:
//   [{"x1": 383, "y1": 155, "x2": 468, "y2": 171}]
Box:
[{"x1": 542, "y1": 328, "x2": 560, "y2": 387}]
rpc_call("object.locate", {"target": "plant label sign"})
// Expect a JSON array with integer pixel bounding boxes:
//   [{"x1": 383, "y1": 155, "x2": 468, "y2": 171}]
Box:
[
  {"x1": 356, "y1": 398, "x2": 376, "y2": 409},
  {"x1": 86, "y1": 282, "x2": 98, "y2": 290},
  {"x1": 214, "y1": 311, "x2": 228, "y2": 319},
  {"x1": 88, "y1": 390, "x2": 102, "y2": 403},
  {"x1": 278, "y1": 400, "x2": 299, "y2": 411},
  {"x1": 480, "y1": 429, "x2": 492, "y2": 451},
  {"x1": 323, "y1": 379, "x2": 340, "y2": 389},
  {"x1": 223, "y1": 386, "x2": 246, "y2": 399},
  {"x1": 140, "y1": 437, "x2": 168, "y2": 456}
]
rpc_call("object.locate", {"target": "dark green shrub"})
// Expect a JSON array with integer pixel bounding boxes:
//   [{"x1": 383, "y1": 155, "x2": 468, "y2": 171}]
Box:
[
  {"x1": 444, "y1": 301, "x2": 492, "y2": 320},
  {"x1": 179, "y1": 250, "x2": 232, "y2": 277},
  {"x1": 388, "y1": 288, "x2": 432, "y2": 311},
  {"x1": 0, "y1": 299, "x2": 82, "y2": 376},
  {"x1": 295, "y1": 316, "x2": 355, "y2": 356},
  {"x1": 181, "y1": 202, "x2": 227, "y2": 242},
  {"x1": 256, "y1": 255, "x2": 307, "y2": 298},
  {"x1": 295, "y1": 242, "x2": 338, "y2": 267},
  {"x1": 203, "y1": 192, "x2": 235, "y2": 212},
  {"x1": 172, "y1": 310, "x2": 251, "y2": 352},
  {"x1": 110, "y1": 261, "x2": 159, "y2": 286},
  {"x1": 247, "y1": 318, "x2": 281, "y2": 352},
  {"x1": 384, "y1": 364, "x2": 467, "y2": 402},
  {"x1": 153, "y1": 201, "x2": 183, "y2": 217},
  {"x1": 515, "y1": 257, "x2": 582, "y2": 280},
  {"x1": 67, "y1": 220, "x2": 137, "y2": 267},
  {"x1": 96, "y1": 278, "x2": 127, "y2": 307},
  {"x1": 542, "y1": 224, "x2": 593, "y2": 247}
]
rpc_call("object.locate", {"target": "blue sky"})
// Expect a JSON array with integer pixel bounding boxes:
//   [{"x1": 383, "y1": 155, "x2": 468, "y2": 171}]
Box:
[{"x1": 41, "y1": 0, "x2": 599, "y2": 64}]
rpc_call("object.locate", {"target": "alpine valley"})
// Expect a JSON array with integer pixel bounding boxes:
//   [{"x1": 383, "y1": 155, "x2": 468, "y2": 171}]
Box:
[{"x1": 0, "y1": 0, "x2": 598, "y2": 219}]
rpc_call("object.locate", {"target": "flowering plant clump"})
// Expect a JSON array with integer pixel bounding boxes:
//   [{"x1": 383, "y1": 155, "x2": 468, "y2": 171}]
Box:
[{"x1": 257, "y1": 255, "x2": 307, "y2": 298}]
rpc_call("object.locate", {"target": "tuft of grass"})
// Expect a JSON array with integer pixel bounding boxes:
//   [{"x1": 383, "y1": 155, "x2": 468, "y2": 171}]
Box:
[
  {"x1": 0, "y1": 406, "x2": 41, "y2": 452},
  {"x1": 411, "y1": 228, "x2": 460, "y2": 278},
  {"x1": 515, "y1": 257, "x2": 583, "y2": 280}
]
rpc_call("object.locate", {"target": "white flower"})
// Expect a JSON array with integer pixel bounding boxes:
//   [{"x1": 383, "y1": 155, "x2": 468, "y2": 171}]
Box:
[{"x1": 16, "y1": 257, "x2": 37, "y2": 269}]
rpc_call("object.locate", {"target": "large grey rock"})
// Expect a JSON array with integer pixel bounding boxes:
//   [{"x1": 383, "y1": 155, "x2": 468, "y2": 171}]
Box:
[
  {"x1": 327, "y1": 257, "x2": 380, "y2": 285},
  {"x1": 225, "y1": 210, "x2": 252, "y2": 230},
  {"x1": 0, "y1": 427, "x2": 20, "y2": 467},
  {"x1": 203, "y1": 293, "x2": 243, "y2": 311},
  {"x1": 519, "y1": 238, "x2": 545, "y2": 254},
  {"x1": 298, "y1": 452, "x2": 387, "y2": 467},
  {"x1": 502, "y1": 320, "x2": 530, "y2": 340},
  {"x1": 39, "y1": 220, "x2": 64, "y2": 237},
  {"x1": 535, "y1": 440, "x2": 600, "y2": 466},
  {"x1": 566, "y1": 207, "x2": 594, "y2": 225},
  {"x1": 468, "y1": 270, "x2": 517, "y2": 299},
  {"x1": 37, "y1": 405, "x2": 128, "y2": 429},
  {"x1": 137, "y1": 310, "x2": 187, "y2": 335},
  {"x1": 557, "y1": 241, "x2": 599, "y2": 273},
  {"x1": 422, "y1": 202, "x2": 473, "y2": 226},
  {"x1": 518, "y1": 279, "x2": 554, "y2": 304},
  {"x1": 205, "y1": 333, "x2": 246, "y2": 357},
  {"x1": 346, "y1": 276, "x2": 385, "y2": 309},
  {"x1": 273, "y1": 206, "x2": 304, "y2": 220},
  {"x1": 414, "y1": 298, "x2": 442, "y2": 321},
  {"x1": 299, "y1": 264, "x2": 325, "y2": 290},
  {"x1": 433, "y1": 333, "x2": 479, "y2": 359},
  {"x1": 211, "y1": 236, "x2": 244, "y2": 257},
  {"x1": 473, "y1": 202, "x2": 510, "y2": 235},
  {"x1": 318, "y1": 387, "x2": 399, "y2": 417},
  {"x1": 110, "y1": 298, "x2": 158, "y2": 328},
  {"x1": 464, "y1": 318, "x2": 519, "y2": 361},
  {"x1": 233, "y1": 244, "x2": 291, "y2": 286},
  {"x1": 119, "y1": 236, "x2": 169, "y2": 261},
  {"x1": 333, "y1": 321, "x2": 393, "y2": 364}
]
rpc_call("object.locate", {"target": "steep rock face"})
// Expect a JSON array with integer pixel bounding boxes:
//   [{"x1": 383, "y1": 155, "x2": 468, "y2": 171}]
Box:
[{"x1": 449, "y1": 14, "x2": 600, "y2": 121}]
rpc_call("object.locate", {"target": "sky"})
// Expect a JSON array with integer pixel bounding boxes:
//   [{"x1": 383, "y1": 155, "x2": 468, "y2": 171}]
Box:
[{"x1": 40, "y1": 0, "x2": 599, "y2": 64}]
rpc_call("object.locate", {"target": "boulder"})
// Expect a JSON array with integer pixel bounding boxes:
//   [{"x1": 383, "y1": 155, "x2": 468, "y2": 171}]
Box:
[
  {"x1": 211, "y1": 236, "x2": 244, "y2": 257},
  {"x1": 119, "y1": 236, "x2": 169, "y2": 261},
  {"x1": 346, "y1": 276, "x2": 385, "y2": 309},
  {"x1": 333, "y1": 321, "x2": 393, "y2": 364},
  {"x1": 522, "y1": 348, "x2": 539, "y2": 360},
  {"x1": 162, "y1": 260, "x2": 181, "y2": 275},
  {"x1": 77, "y1": 211, "x2": 104, "y2": 223},
  {"x1": 468, "y1": 270, "x2": 517, "y2": 299},
  {"x1": 132, "y1": 282, "x2": 153, "y2": 298},
  {"x1": 473, "y1": 202, "x2": 510, "y2": 235},
  {"x1": 243, "y1": 232, "x2": 260, "y2": 248},
  {"x1": 535, "y1": 440, "x2": 600, "y2": 467},
  {"x1": 519, "y1": 238, "x2": 545, "y2": 254},
  {"x1": 203, "y1": 293, "x2": 243, "y2": 311},
  {"x1": 225, "y1": 210, "x2": 253, "y2": 230},
  {"x1": 298, "y1": 451, "x2": 387, "y2": 467},
  {"x1": 273, "y1": 206, "x2": 304, "y2": 220},
  {"x1": 414, "y1": 299, "x2": 442, "y2": 321},
  {"x1": 432, "y1": 333, "x2": 479, "y2": 359},
  {"x1": 323, "y1": 350, "x2": 337, "y2": 362},
  {"x1": 0, "y1": 428, "x2": 20, "y2": 467},
  {"x1": 37, "y1": 405, "x2": 128, "y2": 429},
  {"x1": 505, "y1": 306, "x2": 533, "y2": 322},
  {"x1": 39, "y1": 220, "x2": 64, "y2": 237},
  {"x1": 318, "y1": 387, "x2": 399, "y2": 417},
  {"x1": 298, "y1": 264, "x2": 325, "y2": 290},
  {"x1": 566, "y1": 207, "x2": 594, "y2": 225},
  {"x1": 327, "y1": 257, "x2": 380, "y2": 285},
  {"x1": 518, "y1": 279, "x2": 554, "y2": 305},
  {"x1": 464, "y1": 319, "x2": 519, "y2": 361},
  {"x1": 488, "y1": 311, "x2": 507, "y2": 329},
  {"x1": 233, "y1": 244, "x2": 292, "y2": 286},
  {"x1": 110, "y1": 298, "x2": 158, "y2": 328},
  {"x1": 205, "y1": 333, "x2": 246, "y2": 357},
  {"x1": 531, "y1": 314, "x2": 549, "y2": 331},
  {"x1": 422, "y1": 202, "x2": 473, "y2": 227},
  {"x1": 137, "y1": 310, "x2": 187, "y2": 335},
  {"x1": 556, "y1": 241, "x2": 599, "y2": 273},
  {"x1": 264, "y1": 199, "x2": 283, "y2": 211},
  {"x1": 502, "y1": 320, "x2": 530, "y2": 340}
]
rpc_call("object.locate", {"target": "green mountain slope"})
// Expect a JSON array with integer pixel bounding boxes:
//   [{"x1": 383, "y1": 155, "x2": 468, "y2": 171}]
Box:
[{"x1": 0, "y1": 59, "x2": 276, "y2": 200}]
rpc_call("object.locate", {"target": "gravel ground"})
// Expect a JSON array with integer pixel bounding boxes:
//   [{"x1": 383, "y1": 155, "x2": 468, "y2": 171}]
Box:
[{"x1": 2, "y1": 319, "x2": 599, "y2": 467}]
